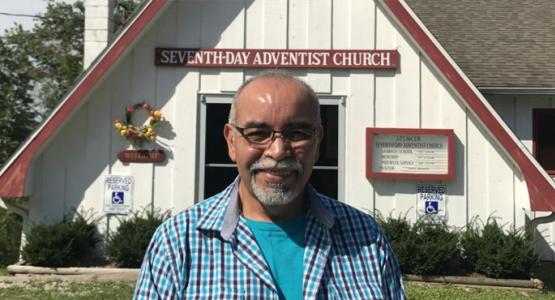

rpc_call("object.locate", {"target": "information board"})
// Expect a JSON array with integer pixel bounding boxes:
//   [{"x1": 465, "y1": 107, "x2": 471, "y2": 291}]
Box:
[{"x1": 366, "y1": 128, "x2": 455, "y2": 180}]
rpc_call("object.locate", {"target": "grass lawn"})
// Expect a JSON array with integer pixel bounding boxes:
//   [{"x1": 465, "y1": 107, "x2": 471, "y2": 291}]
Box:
[
  {"x1": 0, "y1": 261, "x2": 554, "y2": 299},
  {"x1": 0, "y1": 281, "x2": 554, "y2": 299},
  {"x1": 0, "y1": 268, "x2": 9, "y2": 276},
  {"x1": 0, "y1": 281, "x2": 135, "y2": 300},
  {"x1": 406, "y1": 283, "x2": 555, "y2": 299}
]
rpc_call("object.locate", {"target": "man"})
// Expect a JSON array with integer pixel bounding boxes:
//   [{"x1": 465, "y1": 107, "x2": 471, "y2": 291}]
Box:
[{"x1": 134, "y1": 71, "x2": 405, "y2": 299}]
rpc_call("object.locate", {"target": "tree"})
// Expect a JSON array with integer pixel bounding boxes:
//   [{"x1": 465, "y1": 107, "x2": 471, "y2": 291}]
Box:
[
  {"x1": 114, "y1": 0, "x2": 144, "y2": 33},
  {"x1": 4, "y1": 0, "x2": 144, "y2": 118},
  {"x1": 0, "y1": 36, "x2": 37, "y2": 165},
  {"x1": 0, "y1": 0, "x2": 143, "y2": 167},
  {"x1": 4, "y1": 1, "x2": 84, "y2": 116}
]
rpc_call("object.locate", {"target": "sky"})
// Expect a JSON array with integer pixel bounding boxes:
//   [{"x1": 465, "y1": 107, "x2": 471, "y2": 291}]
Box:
[{"x1": 0, "y1": 0, "x2": 76, "y2": 35}]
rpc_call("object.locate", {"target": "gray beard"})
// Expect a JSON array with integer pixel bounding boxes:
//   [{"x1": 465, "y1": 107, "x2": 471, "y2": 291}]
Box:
[
  {"x1": 251, "y1": 181, "x2": 300, "y2": 207},
  {"x1": 249, "y1": 158, "x2": 304, "y2": 209}
]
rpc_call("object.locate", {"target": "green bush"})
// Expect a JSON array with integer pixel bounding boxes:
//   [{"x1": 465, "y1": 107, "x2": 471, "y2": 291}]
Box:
[
  {"x1": 0, "y1": 208, "x2": 23, "y2": 266},
  {"x1": 381, "y1": 214, "x2": 540, "y2": 278},
  {"x1": 22, "y1": 212, "x2": 100, "y2": 267},
  {"x1": 458, "y1": 216, "x2": 481, "y2": 270},
  {"x1": 409, "y1": 219, "x2": 461, "y2": 275},
  {"x1": 378, "y1": 214, "x2": 418, "y2": 274},
  {"x1": 460, "y1": 218, "x2": 539, "y2": 279},
  {"x1": 106, "y1": 209, "x2": 170, "y2": 267},
  {"x1": 380, "y1": 214, "x2": 461, "y2": 275}
]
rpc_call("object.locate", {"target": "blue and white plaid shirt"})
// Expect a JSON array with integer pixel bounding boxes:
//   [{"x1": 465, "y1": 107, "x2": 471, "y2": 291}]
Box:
[{"x1": 134, "y1": 180, "x2": 405, "y2": 299}]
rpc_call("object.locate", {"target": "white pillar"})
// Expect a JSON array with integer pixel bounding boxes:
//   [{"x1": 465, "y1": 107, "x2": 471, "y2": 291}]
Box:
[{"x1": 84, "y1": 0, "x2": 115, "y2": 69}]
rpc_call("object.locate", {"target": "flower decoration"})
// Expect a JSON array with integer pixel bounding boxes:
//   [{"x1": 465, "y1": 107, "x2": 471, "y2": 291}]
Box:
[{"x1": 114, "y1": 102, "x2": 164, "y2": 146}]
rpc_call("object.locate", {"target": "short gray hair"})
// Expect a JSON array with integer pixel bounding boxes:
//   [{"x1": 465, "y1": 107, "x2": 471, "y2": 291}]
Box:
[{"x1": 228, "y1": 70, "x2": 321, "y2": 125}]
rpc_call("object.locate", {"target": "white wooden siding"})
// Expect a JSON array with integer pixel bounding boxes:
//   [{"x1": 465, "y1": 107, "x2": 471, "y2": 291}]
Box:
[
  {"x1": 28, "y1": 0, "x2": 554, "y2": 258},
  {"x1": 488, "y1": 94, "x2": 555, "y2": 259}
]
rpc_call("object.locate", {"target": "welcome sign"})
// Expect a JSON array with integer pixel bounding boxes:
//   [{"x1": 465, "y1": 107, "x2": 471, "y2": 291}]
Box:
[{"x1": 155, "y1": 48, "x2": 398, "y2": 69}]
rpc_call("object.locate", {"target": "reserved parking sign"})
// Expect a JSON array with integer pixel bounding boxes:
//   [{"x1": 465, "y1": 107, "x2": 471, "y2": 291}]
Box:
[
  {"x1": 104, "y1": 175, "x2": 134, "y2": 214},
  {"x1": 416, "y1": 184, "x2": 447, "y2": 220}
]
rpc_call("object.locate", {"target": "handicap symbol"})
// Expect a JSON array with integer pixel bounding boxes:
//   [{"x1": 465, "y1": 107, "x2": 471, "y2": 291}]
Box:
[
  {"x1": 112, "y1": 191, "x2": 124, "y2": 204},
  {"x1": 424, "y1": 201, "x2": 438, "y2": 214}
]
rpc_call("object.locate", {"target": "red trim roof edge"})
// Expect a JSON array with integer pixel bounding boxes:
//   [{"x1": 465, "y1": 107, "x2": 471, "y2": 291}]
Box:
[
  {"x1": 0, "y1": 0, "x2": 168, "y2": 197},
  {"x1": 382, "y1": 0, "x2": 555, "y2": 211}
]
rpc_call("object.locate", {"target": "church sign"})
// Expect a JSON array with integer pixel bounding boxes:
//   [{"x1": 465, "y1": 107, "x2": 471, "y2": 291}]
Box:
[
  {"x1": 155, "y1": 48, "x2": 398, "y2": 69},
  {"x1": 366, "y1": 128, "x2": 455, "y2": 181}
]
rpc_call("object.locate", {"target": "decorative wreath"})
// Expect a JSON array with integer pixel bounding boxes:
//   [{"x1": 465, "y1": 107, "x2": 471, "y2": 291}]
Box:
[{"x1": 114, "y1": 102, "x2": 164, "y2": 145}]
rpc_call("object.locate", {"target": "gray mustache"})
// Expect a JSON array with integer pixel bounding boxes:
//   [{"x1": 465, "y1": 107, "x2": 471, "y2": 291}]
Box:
[{"x1": 250, "y1": 158, "x2": 303, "y2": 173}]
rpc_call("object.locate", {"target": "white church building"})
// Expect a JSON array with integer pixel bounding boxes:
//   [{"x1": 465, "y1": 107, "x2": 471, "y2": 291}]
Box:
[{"x1": 1, "y1": 0, "x2": 555, "y2": 260}]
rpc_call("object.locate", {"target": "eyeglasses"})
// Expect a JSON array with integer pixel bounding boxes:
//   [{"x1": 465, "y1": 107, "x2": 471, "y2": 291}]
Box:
[{"x1": 230, "y1": 124, "x2": 317, "y2": 148}]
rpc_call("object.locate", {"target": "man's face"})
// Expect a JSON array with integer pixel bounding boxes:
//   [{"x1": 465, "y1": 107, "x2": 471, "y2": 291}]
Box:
[{"x1": 224, "y1": 77, "x2": 322, "y2": 210}]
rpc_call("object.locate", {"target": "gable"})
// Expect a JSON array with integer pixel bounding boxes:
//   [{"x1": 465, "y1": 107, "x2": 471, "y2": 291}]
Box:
[{"x1": 0, "y1": 0, "x2": 554, "y2": 213}]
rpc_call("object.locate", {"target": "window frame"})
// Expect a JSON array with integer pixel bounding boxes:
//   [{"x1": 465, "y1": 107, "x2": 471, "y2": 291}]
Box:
[
  {"x1": 197, "y1": 93, "x2": 345, "y2": 202},
  {"x1": 532, "y1": 108, "x2": 555, "y2": 176}
]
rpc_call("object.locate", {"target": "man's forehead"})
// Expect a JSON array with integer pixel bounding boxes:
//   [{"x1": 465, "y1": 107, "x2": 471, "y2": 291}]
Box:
[
  {"x1": 238, "y1": 76, "x2": 301, "y2": 96},
  {"x1": 235, "y1": 77, "x2": 307, "y2": 108},
  {"x1": 232, "y1": 75, "x2": 321, "y2": 127}
]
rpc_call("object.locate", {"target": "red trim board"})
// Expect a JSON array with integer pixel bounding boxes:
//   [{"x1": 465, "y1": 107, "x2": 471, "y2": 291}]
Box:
[
  {"x1": 382, "y1": 0, "x2": 555, "y2": 211},
  {"x1": 0, "y1": 0, "x2": 169, "y2": 197},
  {"x1": 366, "y1": 128, "x2": 455, "y2": 181}
]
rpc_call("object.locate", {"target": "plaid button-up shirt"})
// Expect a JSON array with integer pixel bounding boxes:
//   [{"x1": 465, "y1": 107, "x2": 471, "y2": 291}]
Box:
[{"x1": 134, "y1": 180, "x2": 405, "y2": 299}]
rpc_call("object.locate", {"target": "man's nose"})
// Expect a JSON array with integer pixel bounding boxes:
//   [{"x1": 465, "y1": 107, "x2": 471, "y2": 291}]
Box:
[{"x1": 264, "y1": 134, "x2": 292, "y2": 160}]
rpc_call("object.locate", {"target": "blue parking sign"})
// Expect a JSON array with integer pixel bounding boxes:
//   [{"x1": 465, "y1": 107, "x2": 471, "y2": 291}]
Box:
[
  {"x1": 112, "y1": 191, "x2": 125, "y2": 204},
  {"x1": 104, "y1": 175, "x2": 133, "y2": 215},
  {"x1": 424, "y1": 200, "x2": 438, "y2": 214}
]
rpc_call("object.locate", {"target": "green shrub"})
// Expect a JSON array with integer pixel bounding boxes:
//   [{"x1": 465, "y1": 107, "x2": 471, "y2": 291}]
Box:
[
  {"x1": 22, "y1": 212, "x2": 100, "y2": 267},
  {"x1": 379, "y1": 215, "x2": 461, "y2": 275},
  {"x1": 106, "y1": 209, "x2": 170, "y2": 267},
  {"x1": 381, "y1": 214, "x2": 540, "y2": 278},
  {"x1": 378, "y1": 214, "x2": 418, "y2": 274},
  {"x1": 460, "y1": 218, "x2": 539, "y2": 279},
  {"x1": 0, "y1": 208, "x2": 23, "y2": 266},
  {"x1": 410, "y1": 219, "x2": 461, "y2": 275},
  {"x1": 458, "y1": 216, "x2": 481, "y2": 270}
]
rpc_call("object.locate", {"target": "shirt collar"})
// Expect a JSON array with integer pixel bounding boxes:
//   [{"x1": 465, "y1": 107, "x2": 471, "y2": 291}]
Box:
[
  {"x1": 306, "y1": 185, "x2": 336, "y2": 229},
  {"x1": 195, "y1": 177, "x2": 239, "y2": 235},
  {"x1": 220, "y1": 178, "x2": 241, "y2": 240},
  {"x1": 197, "y1": 177, "x2": 336, "y2": 241}
]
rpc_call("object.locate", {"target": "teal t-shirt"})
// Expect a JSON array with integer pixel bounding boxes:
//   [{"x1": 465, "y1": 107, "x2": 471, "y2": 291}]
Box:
[{"x1": 245, "y1": 215, "x2": 307, "y2": 300}]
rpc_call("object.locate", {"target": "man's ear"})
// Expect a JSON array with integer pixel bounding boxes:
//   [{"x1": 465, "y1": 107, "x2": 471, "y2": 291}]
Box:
[{"x1": 224, "y1": 124, "x2": 237, "y2": 162}]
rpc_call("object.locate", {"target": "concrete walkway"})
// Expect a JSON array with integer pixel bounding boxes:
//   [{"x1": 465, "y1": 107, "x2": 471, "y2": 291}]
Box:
[
  {"x1": 0, "y1": 265, "x2": 544, "y2": 291},
  {"x1": 0, "y1": 265, "x2": 139, "y2": 288}
]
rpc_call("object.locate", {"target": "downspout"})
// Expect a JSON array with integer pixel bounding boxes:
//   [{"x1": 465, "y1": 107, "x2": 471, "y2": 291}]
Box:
[{"x1": 526, "y1": 212, "x2": 555, "y2": 237}]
